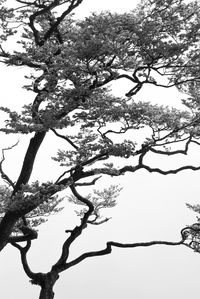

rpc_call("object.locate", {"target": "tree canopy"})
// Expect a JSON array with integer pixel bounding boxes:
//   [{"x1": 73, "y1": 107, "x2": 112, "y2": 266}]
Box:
[{"x1": 1, "y1": 0, "x2": 200, "y2": 298}]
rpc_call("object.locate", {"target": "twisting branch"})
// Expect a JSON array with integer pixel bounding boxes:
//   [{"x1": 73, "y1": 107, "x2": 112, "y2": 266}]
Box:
[
  {"x1": 116, "y1": 163, "x2": 200, "y2": 176},
  {"x1": 141, "y1": 164, "x2": 200, "y2": 175},
  {"x1": 43, "y1": 0, "x2": 83, "y2": 42},
  {"x1": 28, "y1": 0, "x2": 83, "y2": 46},
  {"x1": 149, "y1": 135, "x2": 192, "y2": 156},
  {"x1": 10, "y1": 239, "x2": 39, "y2": 281},
  {"x1": 29, "y1": 0, "x2": 61, "y2": 45},
  {"x1": 64, "y1": 231, "x2": 186, "y2": 271},
  {"x1": 87, "y1": 217, "x2": 111, "y2": 225},
  {"x1": 0, "y1": 141, "x2": 19, "y2": 188},
  {"x1": 51, "y1": 184, "x2": 94, "y2": 272},
  {"x1": 8, "y1": 226, "x2": 38, "y2": 243}
]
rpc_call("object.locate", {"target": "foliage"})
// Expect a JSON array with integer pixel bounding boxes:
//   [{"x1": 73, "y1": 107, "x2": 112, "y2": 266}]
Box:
[
  {"x1": 0, "y1": 0, "x2": 200, "y2": 298},
  {"x1": 0, "y1": 182, "x2": 64, "y2": 233},
  {"x1": 68, "y1": 184, "x2": 122, "y2": 223}
]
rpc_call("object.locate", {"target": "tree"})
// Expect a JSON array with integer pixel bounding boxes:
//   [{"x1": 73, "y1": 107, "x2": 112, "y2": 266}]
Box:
[{"x1": 0, "y1": 0, "x2": 200, "y2": 298}]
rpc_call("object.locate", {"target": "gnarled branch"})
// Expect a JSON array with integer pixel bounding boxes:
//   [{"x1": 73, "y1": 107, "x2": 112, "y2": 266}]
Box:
[{"x1": 65, "y1": 234, "x2": 185, "y2": 271}]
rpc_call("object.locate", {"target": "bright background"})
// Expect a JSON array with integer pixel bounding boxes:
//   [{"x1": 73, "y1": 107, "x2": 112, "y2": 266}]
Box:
[{"x1": 1, "y1": 1, "x2": 200, "y2": 298}]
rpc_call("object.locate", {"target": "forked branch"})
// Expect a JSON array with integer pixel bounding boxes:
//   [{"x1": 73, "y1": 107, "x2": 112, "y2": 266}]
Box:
[
  {"x1": 0, "y1": 141, "x2": 19, "y2": 188},
  {"x1": 10, "y1": 235, "x2": 39, "y2": 281}
]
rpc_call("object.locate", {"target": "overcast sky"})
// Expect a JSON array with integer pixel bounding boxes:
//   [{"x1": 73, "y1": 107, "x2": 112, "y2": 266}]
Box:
[{"x1": 1, "y1": 1, "x2": 200, "y2": 299}]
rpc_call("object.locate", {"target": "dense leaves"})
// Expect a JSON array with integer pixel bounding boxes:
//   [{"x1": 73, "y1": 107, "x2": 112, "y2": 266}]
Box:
[{"x1": 1, "y1": 0, "x2": 200, "y2": 298}]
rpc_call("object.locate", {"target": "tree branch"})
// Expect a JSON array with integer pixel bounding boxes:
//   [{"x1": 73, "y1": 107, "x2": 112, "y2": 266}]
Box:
[
  {"x1": 65, "y1": 237, "x2": 185, "y2": 271},
  {"x1": 74, "y1": 176, "x2": 102, "y2": 186},
  {"x1": 12, "y1": 131, "x2": 46, "y2": 195},
  {"x1": 28, "y1": 0, "x2": 60, "y2": 45},
  {"x1": 51, "y1": 184, "x2": 94, "y2": 272},
  {"x1": 10, "y1": 239, "x2": 39, "y2": 280},
  {"x1": 0, "y1": 141, "x2": 19, "y2": 188},
  {"x1": 43, "y1": 0, "x2": 83, "y2": 42},
  {"x1": 149, "y1": 135, "x2": 192, "y2": 156},
  {"x1": 8, "y1": 226, "x2": 38, "y2": 243},
  {"x1": 51, "y1": 128, "x2": 79, "y2": 150}
]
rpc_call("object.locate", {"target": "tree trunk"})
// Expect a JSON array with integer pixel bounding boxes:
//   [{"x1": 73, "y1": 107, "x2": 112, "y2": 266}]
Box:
[
  {"x1": 39, "y1": 286, "x2": 55, "y2": 299},
  {"x1": 0, "y1": 131, "x2": 46, "y2": 252},
  {"x1": 38, "y1": 273, "x2": 59, "y2": 299},
  {"x1": 13, "y1": 131, "x2": 46, "y2": 195}
]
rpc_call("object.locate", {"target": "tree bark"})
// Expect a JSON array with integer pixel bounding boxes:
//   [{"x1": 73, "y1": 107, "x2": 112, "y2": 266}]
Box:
[
  {"x1": 0, "y1": 131, "x2": 46, "y2": 251},
  {"x1": 13, "y1": 131, "x2": 46, "y2": 195},
  {"x1": 0, "y1": 211, "x2": 19, "y2": 251},
  {"x1": 39, "y1": 286, "x2": 55, "y2": 299},
  {"x1": 37, "y1": 272, "x2": 59, "y2": 299}
]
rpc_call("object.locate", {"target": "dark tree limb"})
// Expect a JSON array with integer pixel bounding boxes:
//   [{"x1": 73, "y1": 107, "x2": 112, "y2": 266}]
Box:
[
  {"x1": 0, "y1": 131, "x2": 46, "y2": 251},
  {"x1": 51, "y1": 128, "x2": 79, "y2": 150},
  {"x1": 51, "y1": 184, "x2": 94, "y2": 272},
  {"x1": 74, "y1": 176, "x2": 102, "y2": 186},
  {"x1": 28, "y1": 0, "x2": 83, "y2": 46},
  {"x1": 64, "y1": 237, "x2": 185, "y2": 271},
  {"x1": 29, "y1": 0, "x2": 60, "y2": 45},
  {"x1": 10, "y1": 240, "x2": 36, "y2": 278},
  {"x1": 149, "y1": 135, "x2": 192, "y2": 156},
  {"x1": 12, "y1": 131, "x2": 46, "y2": 195},
  {"x1": 43, "y1": 0, "x2": 83, "y2": 43},
  {"x1": 9, "y1": 226, "x2": 38, "y2": 244},
  {"x1": 10, "y1": 239, "x2": 46, "y2": 289}
]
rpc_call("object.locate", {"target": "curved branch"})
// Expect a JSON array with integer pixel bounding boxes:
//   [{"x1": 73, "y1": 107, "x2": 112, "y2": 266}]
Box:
[
  {"x1": 65, "y1": 238, "x2": 185, "y2": 271},
  {"x1": 11, "y1": 239, "x2": 39, "y2": 280},
  {"x1": 74, "y1": 176, "x2": 102, "y2": 186},
  {"x1": 29, "y1": 0, "x2": 60, "y2": 45},
  {"x1": 43, "y1": 0, "x2": 83, "y2": 42},
  {"x1": 51, "y1": 185, "x2": 94, "y2": 272},
  {"x1": 0, "y1": 141, "x2": 19, "y2": 187},
  {"x1": 149, "y1": 135, "x2": 192, "y2": 156},
  {"x1": 140, "y1": 164, "x2": 200, "y2": 175},
  {"x1": 70, "y1": 184, "x2": 94, "y2": 222},
  {"x1": 8, "y1": 226, "x2": 38, "y2": 243}
]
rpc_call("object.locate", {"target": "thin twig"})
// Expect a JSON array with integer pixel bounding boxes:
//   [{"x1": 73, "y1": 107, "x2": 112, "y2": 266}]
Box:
[
  {"x1": 51, "y1": 128, "x2": 79, "y2": 150},
  {"x1": 0, "y1": 141, "x2": 19, "y2": 187}
]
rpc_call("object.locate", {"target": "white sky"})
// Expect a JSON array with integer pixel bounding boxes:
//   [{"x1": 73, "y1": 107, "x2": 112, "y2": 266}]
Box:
[{"x1": 1, "y1": 1, "x2": 200, "y2": 299}]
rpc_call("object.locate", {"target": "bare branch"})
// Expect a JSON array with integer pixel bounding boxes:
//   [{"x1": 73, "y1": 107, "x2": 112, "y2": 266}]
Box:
[
  {"x1": 87, "y1": 217, "x2": 111, "y2": 225},
  {"x1": 0, "y1": 141, "x2": 19, "y2": 188},
  {"x1": 117, "y1": 163, "x2": 200, "y2": 176},
  {"x1": 140, "y1": 164, "x2": 200, "y2": 175},
  {"x1": 191, "y1": 140, "x2": 200, "y2": 146},
  {"x1": 8, "y1": 226, "x2": 38, "y2": 243},
  {"x1": 51, "y1": 128, "x2": 79, "y2": 150},
  {"x1": 149, "y1": 135, "x2": 192, "y2": 156},
  {"x1": 65, "y1": 236, "x2": 185, "y2": 270},
  {"x1": 74, "y1": 176, "x2": 102, "y2": 186},
  {"x1": 10, "y1": 239, "x2": 40, "y2": 281},
  {"x1": 55, "y1": 170, "x2": 69, "y2": 184}
]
